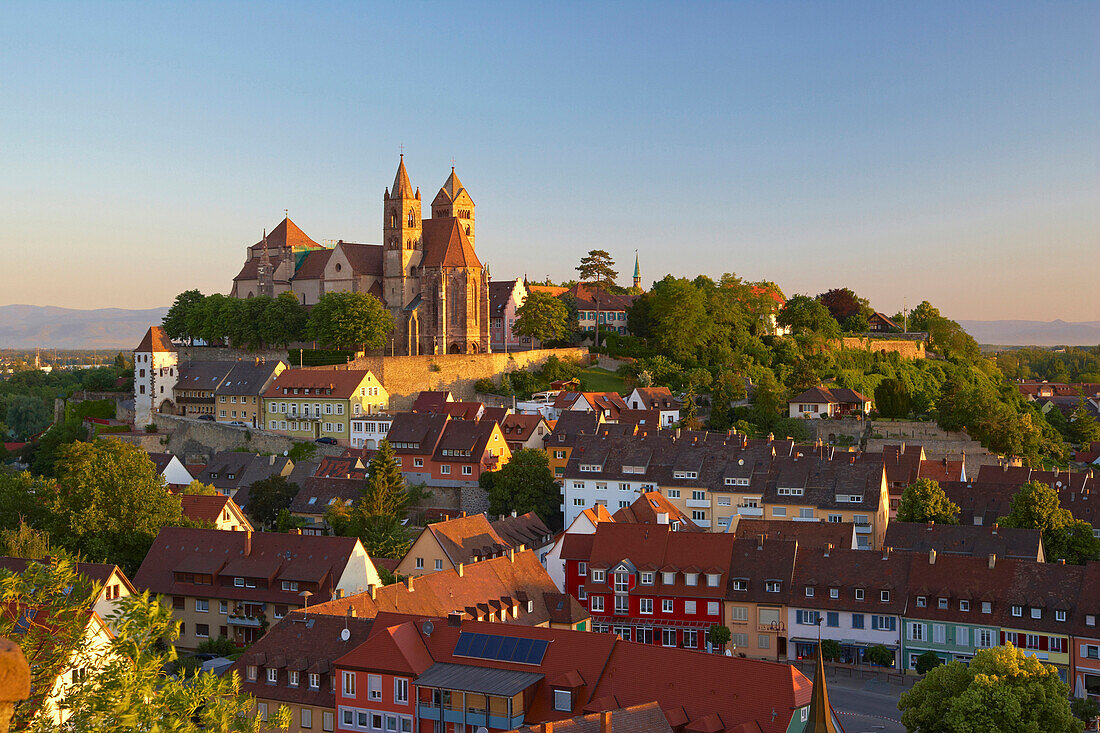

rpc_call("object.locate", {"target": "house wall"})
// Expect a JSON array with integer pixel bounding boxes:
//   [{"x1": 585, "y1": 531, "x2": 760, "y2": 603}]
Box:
[
  {"x1": 255, "y1": 697, "x2": 335, "y2": 733},
  {"x1": 900, "y1": 617, "x2": 999, "y2": 669},
  {"x1": 1071, "y1": 635, "x2": 1100, "y2": 698},
  {"x1": 725, "y1": 600, "x2": 787, "y2": 660},
  {"x1": 338, "y1": 542, "x2": 382, "y2": 595},
  {"x1": 335, "y1": 669, "x2": 416, "y2": 733},
  {"x1": 154, "y1": 413, "x2": 347, "y2": 461},
  {"x1": 396, "y1": 530, "x2": 453, "y2": 577},
  {"x1": 787, "y1": 606, "x2": 900, "y2": 666}
]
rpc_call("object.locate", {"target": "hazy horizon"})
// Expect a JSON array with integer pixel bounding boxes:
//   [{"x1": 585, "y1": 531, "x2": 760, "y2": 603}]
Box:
[{"x1": 1, "y1": 2, "x2": 1097, "y2": 321}]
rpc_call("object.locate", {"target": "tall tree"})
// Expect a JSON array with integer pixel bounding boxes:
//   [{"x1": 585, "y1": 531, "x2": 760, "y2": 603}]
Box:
[
  {"x1": 817, "y1": 288, "x2": 868, "y2": 323},
  {"x1": 1068, "y1": 398, "x2": 1100, "y2": 445},
  {"x1": 998, "y1": 480, "x2": 1100, "y2": 564},
  {"x1": 6, "y1": 395, "x2": 51, "y2": 440},
  {"x1": 874, "y1": 378, "x2": 912, "y2": 418},
  {"x1": 357, "y1": 441, "x2": 409, "y2": 517},
  {"x1": 896, "y1": 478, "x2": 960, "y2": 524},
  {"x1": 0, "y1": 559, "x2": 290, "y2": 732},
  {"x1": 899, "y1": 644, "x2": 1082, "y2": 733},
  {"x1": 245, "y1": 475, "x2": 300, "y2": 529},
  {"x1": 162, "y1": 289, "x2": 204, "y2": 343},
  {"x1": 307, "y1": 291, "x2": 394, "y2": 351},
  {"x1": 777, "y1": 295, "x2": 840, "y2": 337},
  {"x1": 513, "y1": 291, "x2": 571, "y2": 344},
  {"x1": 646, "y1": 276, "x2": 712, "y2": 363},
  {"x1": 48, "y1": 439, "x2": 188, "y2": 574},
  {"x1": 263, "y1": 291, "x2": 308, "y2": 347},
  {"x1": 576, "y1": 249, "x2": 618, "y2": 348},
  {"x1": 481, "y1": 449, "x2": 561, "y2": 529}
]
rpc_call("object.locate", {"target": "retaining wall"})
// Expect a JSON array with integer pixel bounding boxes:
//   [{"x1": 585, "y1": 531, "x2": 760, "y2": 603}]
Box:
[
  {"x1": 838, "y1": 337, "x2": 926, "y2": 359},
  {"x1": 153, "y1": 413, "x2": 346, "y2": 462}
]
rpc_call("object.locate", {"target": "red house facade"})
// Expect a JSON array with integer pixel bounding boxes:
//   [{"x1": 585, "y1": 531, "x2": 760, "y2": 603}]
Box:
[{"x1": 559, "y1": 523, "x2": 736, "y2": 648}]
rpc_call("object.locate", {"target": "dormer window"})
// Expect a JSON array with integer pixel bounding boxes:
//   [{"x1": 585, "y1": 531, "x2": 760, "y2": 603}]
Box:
[
  {"x1": 706, "y1": 573, "x2": 719, "y2": 587},
  {"x1": 1089, "y1": 615, "x2": 1097, "y2": 627},
  {"x1": 733, "y1": 579, "x2": 747, "y2": 591},
  {"x1": 662, "y1": 571, "x2": 676, "y2": 585},
  {"x1": 765, "y1": 580, "x2": 781, "y2": 593},
  {"x1": 1012, "y1": 605, "x2": 1023, "y2": 617},
  {"x1": 1031, "y1": 608, "x2": 1041, "y2": 619},
  {"x1": 855, "y1": 588, "x2": 865, "y2": 601},
  {"x1": 684, "y1": 573, "x2": 698, "y2": 586},
  {"x1": 1056, "y1": 610, "x2": 1067, "y2": 622},
  {"x1": 880, "y1": 590, "x2": 890, "y2": 603},
  {"x1": 805, "y1": 586, "x2": 815, "y2": 598},
  {"x1": 916, "y1": 596, "x2": 927, "y2": 608},
  {"x1": 938, "y1": 598, "x2": 948, "y2": 610},
  {"x1": 591, "y1": 569, "x2": 605, "y2": 583},
  {"x1": 960, "y1": 600, "x2": 970, "y2": 612},
  {"x1": 553, "y1": 689, "x2": 572, "y2": 712},
  {"x1": 829, "y1": 588, "x2": 839, "y2": 599},
  {"x1": 267, "y1": 668, "x2": 278, "y2": 683},
  {"x1": 641, "y1": 572, "x2": 654, "y2": 585}
]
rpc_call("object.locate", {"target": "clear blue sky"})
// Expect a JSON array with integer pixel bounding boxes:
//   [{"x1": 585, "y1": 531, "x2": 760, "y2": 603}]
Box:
[{"x1": 1, "y1": 1, "x2": 1096, "y2": 320}]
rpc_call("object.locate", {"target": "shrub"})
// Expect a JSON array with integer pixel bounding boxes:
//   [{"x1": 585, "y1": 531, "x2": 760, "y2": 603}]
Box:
[
  {"x1": 915, "y1": 650, "x2": 944, "y2": 675},
  {"x1": 144, "y1": 423, "x2": 158, "y2": 433},
  {"x1": 820, "y1": 639, "x2": 842, "y2": 661},
  {"x1": 195, "y1": 635, "x2": 238, "y2": 657},
  {"x1": 866, "y1": 644, "x2": 894, "y2": 667}
]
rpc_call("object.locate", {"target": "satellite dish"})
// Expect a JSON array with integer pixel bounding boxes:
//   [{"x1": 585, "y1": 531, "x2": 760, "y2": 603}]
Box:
[
  {"x1": 738, "y1": 458, "x2": 744, "y2": 466},
  {"x1": 340, "y1": 628, "x2": 351, "y2": 641},
  {"x1": 423, "y1": 620, "x2": 434, "y2": 636},
  {"x1": 725, "y1": 649, "x2": 732, "y2": 656},
  {"x1": 477, "y1": 728, "x2": 489, "y2": 733}
]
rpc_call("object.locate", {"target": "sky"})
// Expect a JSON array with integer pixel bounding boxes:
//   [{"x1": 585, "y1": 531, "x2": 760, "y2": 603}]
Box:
[{"x1": 0, "y1": 1, "x2": 1097, "y2": 321}]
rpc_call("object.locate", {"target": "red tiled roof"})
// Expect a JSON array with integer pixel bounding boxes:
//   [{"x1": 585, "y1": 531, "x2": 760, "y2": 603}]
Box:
[
  {"x1": 424, "y1": 514, "x2": 511, "y2": 565},
  {"x1": 501, "y1": 413, "x2": 547, "y2": 442},
  {"x1": 134, "y1": 326, "x2": 175, "y2": 353},
  {"x1": 420, "y1": 218, "x2": 481, "y2": 269},
  {"x1": 335, "y1": 242, "x2": 384, "y2": 277},
  {"x1": 179, "y1": 494, "x2": 232, "y2": 523},
  {"x1": 263, "y1": 367, "x2": 374, "y2": 400},
  {"x1": 611, "y1": 492, "x2": 701, "y2": 531},
  {"x1": 289, "y1": 249, "x2": 332, "y2": 280}
]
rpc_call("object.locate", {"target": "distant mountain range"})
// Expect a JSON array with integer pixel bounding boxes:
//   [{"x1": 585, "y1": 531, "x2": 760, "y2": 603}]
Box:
[
  {"x1": 0, "y1": 304, "x2": 169, "y2": 350},
  {"x1": 960, "y1": 320, "x2": 1100, "y2": 347}
]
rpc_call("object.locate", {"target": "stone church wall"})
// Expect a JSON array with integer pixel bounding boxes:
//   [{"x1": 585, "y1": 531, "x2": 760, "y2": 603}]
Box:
[
  {"x1": 351, "y1": 347, "x2": 589, "y2": 411},
  {"x1": 837, "y1": 337, "x2": 926, "y2": 359}
]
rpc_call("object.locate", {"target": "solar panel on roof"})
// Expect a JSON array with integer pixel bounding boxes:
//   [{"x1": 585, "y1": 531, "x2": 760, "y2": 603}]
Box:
[{"x1": 454, "y1": 631, "x2": 550, "y2": 666}]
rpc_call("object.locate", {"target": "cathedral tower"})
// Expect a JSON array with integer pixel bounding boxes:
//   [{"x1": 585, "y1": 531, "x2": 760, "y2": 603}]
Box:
[
  {"x1": 431, "y1": 167, "x2": 475, "y2": 247},
  {"x1": 383, "y1": 154, "x2": 423, "y2": 314}
]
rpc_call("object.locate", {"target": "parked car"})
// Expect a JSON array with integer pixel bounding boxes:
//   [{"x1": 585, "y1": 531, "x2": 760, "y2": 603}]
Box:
[
  {"x1": 197, "y1": 415, "x2": 215, "y2": 422},
  {"x1": 228, "y1": 421, "x2": 248, "y2": 427},
  {"x1": 315, "y1": 436, "x2": 338, "y2": 445}
]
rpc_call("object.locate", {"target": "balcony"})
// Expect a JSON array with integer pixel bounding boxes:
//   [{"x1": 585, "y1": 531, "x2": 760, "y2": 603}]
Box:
[
  {"x1": 855, "y1": 523, "x2": 873, "y2": 534},
  {"x1": 792, "y1": 516, "x2": 822, "y2": 522},
  {"x1": 694, "y1": 518, "x2": 711, "y2": 528},
  {"x1": 227, "y1": 615, "x2": 262, "y2": 627},
  {"x1": 287, "y1": 412, "x2": 323, "y2": 421},
  {"x1": 176, "y1": 396, "x2": 214, "y2": 405},
  {"x1": 736, "y1": 505, "x2": 763, "y2": 517},
  {"x1": 686, "y1": 499, "x2": 709, "y2": 508},
  {"x1": 417, "y1": 705, "x2": 524, "y2": 730}
]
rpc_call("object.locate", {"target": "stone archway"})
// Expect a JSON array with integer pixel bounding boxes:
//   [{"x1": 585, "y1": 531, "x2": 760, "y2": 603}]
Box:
[
  {"x1": 157, "y1": 399, "x2": 176, "y2": 415},
  {"x1": 449, "y1": 342, "x2": 463, "y2": 354}
]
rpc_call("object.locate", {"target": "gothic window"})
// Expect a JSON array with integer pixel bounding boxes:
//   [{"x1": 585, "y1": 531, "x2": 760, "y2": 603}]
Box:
[
  {"x1": 389, "y1": 211, "x2": 396, "y2": 228},
  {"x1": 408, "y1": 209, "x2": 416, "y2": 226},
  {"x1": 465, "y1": 225, "x2": 471, "y2": 235}
]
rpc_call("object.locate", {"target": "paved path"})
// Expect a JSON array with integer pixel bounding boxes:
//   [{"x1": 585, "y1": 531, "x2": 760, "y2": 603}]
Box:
[{"x1": 827, "y1": 678, "x2": 907, "y2": 733}]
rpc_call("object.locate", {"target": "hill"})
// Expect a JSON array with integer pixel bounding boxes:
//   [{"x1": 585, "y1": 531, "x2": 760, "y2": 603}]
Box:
[
  {"x1": 959, "y1": 320, "x2": 1100, "y2": 347},
  {"x1": 0, "y1": 304, "x2": 169, "y2": 349}
]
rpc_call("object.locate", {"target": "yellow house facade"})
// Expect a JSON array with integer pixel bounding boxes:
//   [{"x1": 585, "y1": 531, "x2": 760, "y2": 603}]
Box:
[{"x1": 263, "y1": 368, "x2": 388, "y2": 446}]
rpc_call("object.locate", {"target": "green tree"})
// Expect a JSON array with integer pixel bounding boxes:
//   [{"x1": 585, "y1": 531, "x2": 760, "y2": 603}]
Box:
[
  {"x1": 351, "y1": 513, "x2": 412, "y2": 559},
  {"x1": 646, "y1": 277, "x2": 712, "y2": 363},
  {"x1": 263, "y1": 291, "x2": 308, "y2": 347},
  {"x1": 245, "y1": 474, "x2": 300, "y2": 529},
  {"x1": 0, "y1": 520, "x2": 52, "y2": 558},
  {"x1": 576, "y1": 249, "x2": 618, "y2": 347},
  {"x1": 307, "y1": 291, "x2": 394, "y2": 351},
  {"x1": 897, "y1": 479, "x2": 960, "y2": 524},
  {"x1": 915, "y1": 650, "x2": 944, "y2": 675},
  {"x1": 777, "y1": 295, "x2": 840, "y2": 337},
  {"x1": 482, "y1": 449, "x2": 560, "y2": 528},
  {"x1": 48, "y1": 439, "x2": 188, "y2": 574},
  {"x1": 28, "y1": 419, "x2": 88, "y2": 477},
  {"x1": 865, "y1": 644, "x2": 894, "y2": 667},
  {"x1": 6, "y1": 394, "x2": 51, "y2": 440},
  {"x1": 162, "y1": 289, "x2": 204, "y2": 342},
  {"x1": 1071, "y1": 696, "x2": 1099, "y2": 724},
  {"x1": 998, "y1": 481, "x2": 1100, "y2": 564},
  {"x1": 680, "y1": 385, "x2": 699, "y2": 428},
  {"x1": 751, "y1": 369, "x2": 786, "y2": 417},
  {"x1": 905, "y1": 300, "x2": 942, "y2": 333},
  {"x1": 874, "y1": 378, "x2": 912, "y2": 418},
  {"x1": 182, "y1": 480, "x2": 220, "y2": 495},
  {"x1": 513, "y1": 291, "x2": 571, "y2": 344},
  {"x1": 1, "y1": 559, "x2": 290, "y2": 732},
  {"x1": 1068, "y1": 398, "x2": 1100, "y2": 445},
  {"x1": 358, "y1": 441, "x2": 409, "y2": 517},
  {"x1": 899, "y1": 644, "x2": 1082, "y2": 733},
  {"x1": 707, "y1": 624, "x2": 731, "y2": 652},
  {"x1": 0, "y1": 470, "x2": 52, "y2": 531},
  {"x1": 820, "y1": 639, "x2": 842, "y2": 662}
]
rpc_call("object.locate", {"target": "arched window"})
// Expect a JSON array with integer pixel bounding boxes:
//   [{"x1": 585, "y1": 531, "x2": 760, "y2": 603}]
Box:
[
  {"x1": 465, "y1": 225, "x2": 471, "y2": 235},
  {"x1": 408, "y1": 209, "x2": 416, "y2": 227}
]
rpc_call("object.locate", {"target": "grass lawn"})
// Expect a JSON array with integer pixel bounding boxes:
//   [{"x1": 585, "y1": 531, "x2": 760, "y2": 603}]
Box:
[{"x1": 579, "y1": 367, "x2": 629, "y2": 395}]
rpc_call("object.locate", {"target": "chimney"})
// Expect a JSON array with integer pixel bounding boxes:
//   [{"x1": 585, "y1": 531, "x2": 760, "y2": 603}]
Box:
[
  {"x1": 348, "y1": 606, "x2": 357, "y2": 617},
  {"x1": 927, "y1": 521, "x2": 935, "y2": 530},
  {"x1": 1059, "y1": 559, "x2": 1066, "y2": 565},
  {"x1": 601, "y1": 711, "x2": 613, "y2": 733},
  {"x1": 929, "y1": 549, "x2": 937, "y2": 565},
  {"x1": 882, "y1": 547, "x2": 891, "y2": 560},
  {"x1": 824, "y1": 543, "x2": 832, "y2": 557},
  {"x1": 543, "y1": 722, "x2": 554, "y2": 733},
  {"x1": 244, "y1": 530, "x2": 252, "y2": 556},
  {"x1": 509, "y1": 549, "x2": 516, "y2": 563},
  {"x1": 335, "y1": 588, "x2": 344, "y2": 599},
  {"x1": 368, "y1": 584, "x2": 376, "y2": 599},
  {"x1": 757, "y1": 534, "x2": 765, "y2": 551},
  {"x1": 457, "y1": 563, "x2": 464, "y2": 577},
  {"x1": 656, "y1": 512, "x2": 669, "y2": 525},
  {"x1": 988, "y1": 553, "x2": 997, "y2": 569},
  {"x1": 461, "y1": 511, "x2": 466, "y2": 518},
  {"x1": 511, "y1": 510, "x2": 517, "y2": 517},
  {"x1": 407, "y1": 575, "x2": 414, "y2": 591}
]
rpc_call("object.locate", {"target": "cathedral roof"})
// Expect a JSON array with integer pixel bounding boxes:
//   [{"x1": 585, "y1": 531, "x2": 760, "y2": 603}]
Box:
[
  {"x1": 251, "y1": 217, "x2": 322, "y2": 253},
  {"x1": 335, "y1": 242, "x2": 384, "y2": 277},
  {"x1": 391, "y1": 155, "x2": 414, "y2": 198},
  {"x1": 289, "y1": 249, "x2": 332, "y2": 281},
  {"x1": 420, "y1": 218, "x2": 481, "y2": 269}
]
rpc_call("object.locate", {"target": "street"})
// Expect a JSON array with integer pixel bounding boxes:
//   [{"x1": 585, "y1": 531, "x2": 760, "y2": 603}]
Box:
[{"x1": 827, "y1": 677, "x2": 907, "y2": 733}]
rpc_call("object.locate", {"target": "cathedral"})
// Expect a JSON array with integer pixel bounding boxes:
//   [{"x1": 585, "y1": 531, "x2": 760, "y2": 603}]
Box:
[{"x1": 230, "y1": 156, "x2": 490, "y2": 355}]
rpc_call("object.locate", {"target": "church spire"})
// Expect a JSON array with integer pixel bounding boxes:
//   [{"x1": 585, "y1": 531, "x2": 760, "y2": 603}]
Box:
[
  {"x1": 633, "y1": 251, "x2": 641, "y2": 289},
  {"x1": 392, "y1": 154, "x2": 414, "y2": 198},
  {"x1": 807, "y1": 643, "x2": 842, "y2": 732}
]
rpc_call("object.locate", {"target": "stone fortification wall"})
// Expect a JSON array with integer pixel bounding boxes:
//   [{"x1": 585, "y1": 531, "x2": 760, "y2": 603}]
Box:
[
  {"x1": 838, "y1": 337, "x2": 926, "y2": 359},
  {"x1": 802, "y1": 419, "x2": 868, "y2": 445},
  {"x1": 867, "y1": 420, "x2": 996, "y2": 475},
  {"x1": 350, "y1": 347, "x2": 588, "y2": 411},
  {"x1": 153, "y1": 413, "x2": 345, "y2": 462},
  {"x1": 178, "y1": 346, "x2": 289, "y2": 363}
]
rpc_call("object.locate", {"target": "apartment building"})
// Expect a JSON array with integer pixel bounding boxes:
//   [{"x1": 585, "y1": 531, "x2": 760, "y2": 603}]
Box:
[
  {"x1": 264, "y1": 368, "x2": 388, "y2": 445},
  {"x1": 214, "y1": 359, "x2": 286, "y2": 427},
  {"x1": 386, "y1": 413, "x2": 511, "y2": 488}
]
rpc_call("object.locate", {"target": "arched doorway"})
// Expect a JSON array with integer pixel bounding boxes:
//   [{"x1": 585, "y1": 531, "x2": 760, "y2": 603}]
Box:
[{"x1": 449, "y1": 342, "x2": 463, "y2": 354}]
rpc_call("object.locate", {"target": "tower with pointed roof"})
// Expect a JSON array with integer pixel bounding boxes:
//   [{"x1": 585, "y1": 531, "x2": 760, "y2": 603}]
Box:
[
  {"x1": 807, "y1": 643, "x2": 844, "y2": 732},
  {"x1": 383, "y1": 154, "x2": 424, "y2": 321},
  {"x1": 432, "y1": 166, "x2": 476, "y2": 247},
  {"x1": 633, "y1": 252, "x2": 641, "y2": 290}
]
